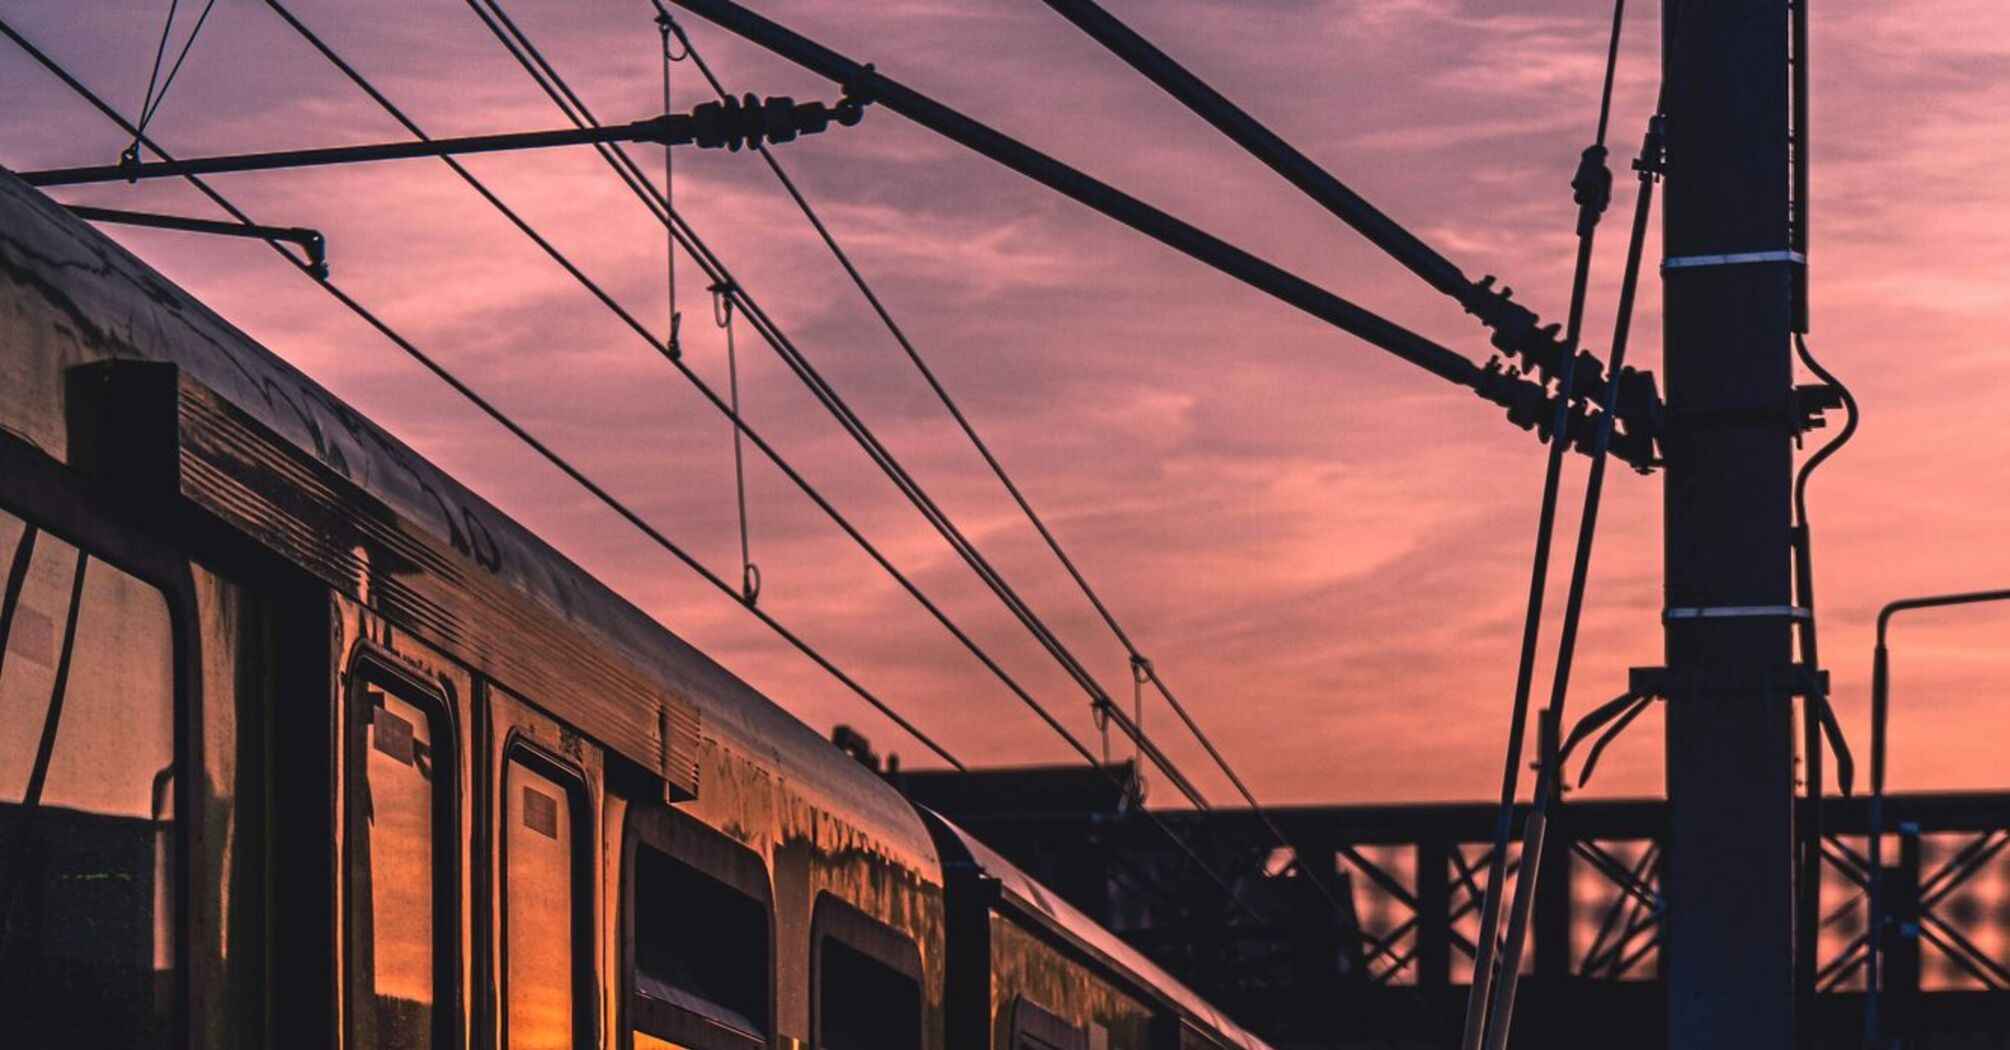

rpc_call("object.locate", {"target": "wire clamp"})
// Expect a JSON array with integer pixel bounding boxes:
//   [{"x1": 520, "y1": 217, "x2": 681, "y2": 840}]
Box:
[
  {"x1": 1662, "y1": 249, "x2": 1807, "y2": 272},
  {"x1": 1663, "y1": 605, "x2": 1811, "y2": 622}
]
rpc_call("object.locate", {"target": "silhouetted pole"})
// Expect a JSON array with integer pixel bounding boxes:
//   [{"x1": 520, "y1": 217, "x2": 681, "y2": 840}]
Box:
[
  {"x1": 1660, "y1": 0, "x2": 1800, "y2": 1046},
  {"x1": 1868, "y1": 588, "x2": 2010, "y2": 1045}
]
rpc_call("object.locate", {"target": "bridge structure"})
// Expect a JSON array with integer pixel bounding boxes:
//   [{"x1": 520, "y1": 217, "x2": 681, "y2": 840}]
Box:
[{"x1": 892, "y1": 763, "x2": 2010, "y2": 1048}]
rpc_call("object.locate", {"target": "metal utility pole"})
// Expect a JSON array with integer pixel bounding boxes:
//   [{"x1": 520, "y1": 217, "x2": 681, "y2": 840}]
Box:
[{"x1": 1660, "y1": 0, "x2": 1802, "y2": 1045}]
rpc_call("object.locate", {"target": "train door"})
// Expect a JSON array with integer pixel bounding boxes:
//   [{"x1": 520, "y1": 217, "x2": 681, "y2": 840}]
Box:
[{"x1": 485, "y1": 685, "x2": 600, "y2": 1050}]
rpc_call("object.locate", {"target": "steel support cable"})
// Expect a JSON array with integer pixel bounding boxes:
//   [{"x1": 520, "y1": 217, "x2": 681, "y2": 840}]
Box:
[
  {"x1": 651, "y1": 6, "x2": 1358, "y2": 919},
  {"x1": 1476, "y1": 111, "x2": 1664, "y2": 1050},
  {"x1": 712, "y1": 284, "x2": 760, "y2": 604},
  {"x1": 453, "y1": 0, "x2": 1219, "y2": 811},
  {"x1": 0, "y1": 16, "x2": 972, "y2": 776},
  {"x1": 124, "y1": 0, "x2": 219, "y2": 165},
  {"x1": 657, "y1": 10, "x2": 686, "y2": 357},
  {"x1": 1460, "y1": 6, "x2": 1629, "y2": 1045}
]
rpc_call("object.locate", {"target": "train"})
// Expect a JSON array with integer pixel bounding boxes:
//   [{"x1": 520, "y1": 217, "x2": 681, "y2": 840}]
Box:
[{"x1": 0, "y1": 168, "x2": 1273, "y2": 1050}]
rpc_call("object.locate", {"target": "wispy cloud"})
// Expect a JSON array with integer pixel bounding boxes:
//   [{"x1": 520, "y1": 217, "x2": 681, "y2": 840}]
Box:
[{"x1": 4, "y1": 0, "x2": 2007, "y2": 803}]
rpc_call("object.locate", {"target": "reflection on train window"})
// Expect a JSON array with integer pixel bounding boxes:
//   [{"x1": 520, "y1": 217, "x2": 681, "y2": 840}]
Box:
[
  {"x1": 506, "y1": 756, "x2": 582, "y2": 1050},
  {"x1": 1011, "y1": 997, "x2": 1089, "y2": 1050},
  {"x1": 0, "y1": 509, "x2": 177, "y2": 1048},
  {"x1": 350, "y1": 685, "x2": 445, "y2": 1050},
  {"x1": 631, "y1": 843, "x2": 767, "y2": 1050}
]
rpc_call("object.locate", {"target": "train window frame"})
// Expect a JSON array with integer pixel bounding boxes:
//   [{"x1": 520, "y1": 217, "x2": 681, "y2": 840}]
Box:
[
  {"x1": 0, "y1": 428, "x2": 200, "y2": 1048},
  {"x1": 809, "y1": 893, "x2": 925, "y2": 1050},
  {"x1": 621, "y1": 802, "x2": 775, "y2": 1050},
  {"x1": 342, "y1": 648, "x2": 464, "y2": 1050},
  {"x1": 499, "y1": 736, "x2": 596, "y2": 1050}
]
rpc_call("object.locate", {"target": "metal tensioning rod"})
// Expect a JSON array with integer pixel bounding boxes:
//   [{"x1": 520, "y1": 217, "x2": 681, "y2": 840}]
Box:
[{"x1": 22, "y1": 93, "x2": 864, "y2": 187}]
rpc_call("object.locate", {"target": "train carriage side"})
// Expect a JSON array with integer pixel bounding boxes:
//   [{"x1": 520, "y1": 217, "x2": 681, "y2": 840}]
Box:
[
  {"x1": 920, "y1": 812, "x2": 1272, "y2": 1050},
  {"x1": 0, "y1": 169, "x2": 948, "y2": 1050}
]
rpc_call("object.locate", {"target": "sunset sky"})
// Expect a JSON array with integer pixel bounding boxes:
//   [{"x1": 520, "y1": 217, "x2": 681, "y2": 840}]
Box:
[{"x1": 3, "y1": 0, "x2": 2006, "y2": 805}]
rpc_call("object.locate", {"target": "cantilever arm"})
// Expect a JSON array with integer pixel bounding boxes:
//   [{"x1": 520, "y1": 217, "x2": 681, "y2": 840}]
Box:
[
  {"x1": 665, "y1": 0, "x2": 1657, "y2": 466},
  {"x1": 668, "y1": 3, "x2": 1486, "y2": 389},
  {"x1": 22, "y1": 94, "x2": 864, "y2": 187}
]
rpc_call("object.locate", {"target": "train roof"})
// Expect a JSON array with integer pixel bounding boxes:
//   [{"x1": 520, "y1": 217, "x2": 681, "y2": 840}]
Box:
[
  {"x1": 0, "y1": 168, "x2": 934, "y2": 875},
  {"x1": 923, "y1": 810, "x2": 1274, "y2": 1050}
]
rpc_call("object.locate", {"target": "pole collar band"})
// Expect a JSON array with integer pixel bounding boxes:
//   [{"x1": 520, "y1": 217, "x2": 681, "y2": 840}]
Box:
[
  {"x1": 1662, "y1": 249, "x2": 1806, "y2": 272},
  {"x1": 1663, "y1": 605, "x2": 1812, "y2": 622}
]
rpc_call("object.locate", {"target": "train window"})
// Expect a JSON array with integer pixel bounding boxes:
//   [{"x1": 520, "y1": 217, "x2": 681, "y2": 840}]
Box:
[
  {"x1": 630, "y1": 847, "x2": 767, "y2": 1049},
  {"x1": 0, "y1": 511, "x2": 177, "y2": 1048},
  {"x1": 347, "y1": 675, "x2": 453, "y2": 1050},
  {"x1": 504, "y1": 751, "x2": 588, "y2": 1050},
  {"x1": 624, "y1": 805, "x2": 771, "y2": 1050},
  {"x1": 812, "y1": 897, "x2": 922, "y2": 1050}
]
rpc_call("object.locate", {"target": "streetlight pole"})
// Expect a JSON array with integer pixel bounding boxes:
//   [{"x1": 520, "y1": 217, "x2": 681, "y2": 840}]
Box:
[{"x1": 1867, "y1": 588, "x2": 2010, "y2": 1045}]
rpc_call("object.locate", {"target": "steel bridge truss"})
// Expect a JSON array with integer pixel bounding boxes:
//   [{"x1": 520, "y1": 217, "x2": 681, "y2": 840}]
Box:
[{"x1": 940, "y1": 791, "x2": 2010, "y2": 1046}]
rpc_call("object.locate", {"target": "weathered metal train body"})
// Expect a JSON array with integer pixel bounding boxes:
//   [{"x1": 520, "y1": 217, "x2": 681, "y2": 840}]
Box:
[{"x1": 0, "y1": 171, "x2": 1269, "y2": 1050}]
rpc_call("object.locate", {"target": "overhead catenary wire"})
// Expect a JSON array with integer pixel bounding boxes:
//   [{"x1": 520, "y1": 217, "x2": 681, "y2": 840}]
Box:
[
  {"x1": 0, "y1": 13, "x2": 969, "y2": 775},
  {"x1": 253, "y1": 0, "x2": 1273, "y2": 917},
  {"x1": 651, "y1": 5, "x2": 1362, "y2": 924},
  {"x1": 428, "y1": 2, "x2": 1286, "y2": 919},
  {"x1": 258, "y1": 0, "x2": 1104, "y2": 773},
  {"x1": 449, "y1": 0, "x2": 1218, "y2": 811},
  {"x1": 7, "y1": 17, "x2": 1276, "y2": 939}
]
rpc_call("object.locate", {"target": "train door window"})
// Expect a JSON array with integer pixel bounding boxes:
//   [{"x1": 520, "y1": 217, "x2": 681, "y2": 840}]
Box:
[
  {"x1": 0, "y1": 510, "x2": 177, "y2": 1048},
  {"x1": 348, "y1": 673, "x2": 453, "y2": 1050},
  {"x1": 504, "y1": 750, "x2": 588, "y2": 1050},
  {"x1": 1011, "y1": 998, "x2": 1089, "y2": 1050},
  {"x1": 812, "y1": 897, "x2": 922, "y2": 1050},
  {"x1": 624, "y1": 805, "x2": 770, "y2": 1050}
]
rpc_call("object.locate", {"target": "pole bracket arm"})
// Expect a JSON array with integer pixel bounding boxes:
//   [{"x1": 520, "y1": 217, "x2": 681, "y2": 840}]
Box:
[
  {"x1": 1793, "y1": 382, "x2": 1847, "y2": 443},
  {"x1": 65, "y1": 204, "x2": 329, "y2": 278}
]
